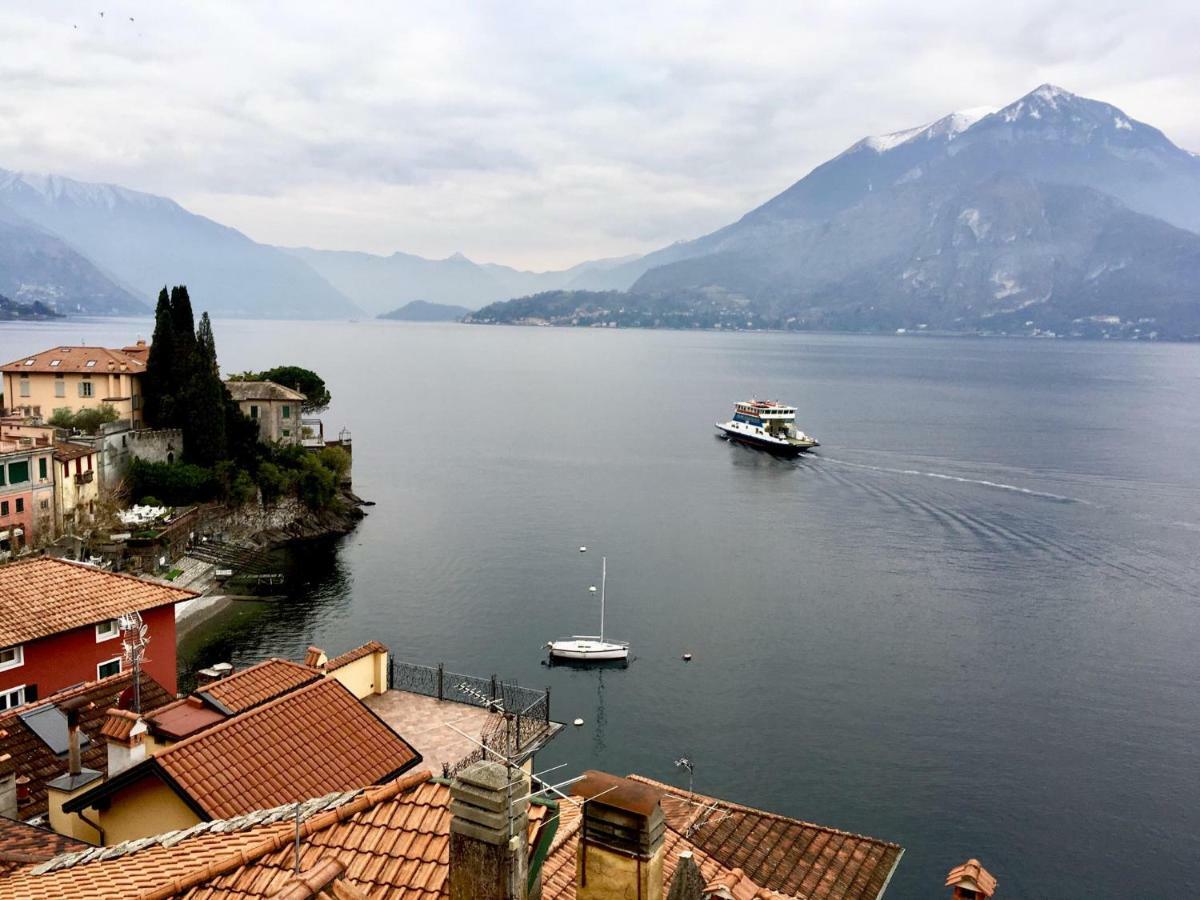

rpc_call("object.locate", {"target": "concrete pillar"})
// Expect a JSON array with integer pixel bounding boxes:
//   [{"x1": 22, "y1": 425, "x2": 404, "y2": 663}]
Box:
[{"x1": 449, "y1": 760, "x2": 529, "y2": 900}]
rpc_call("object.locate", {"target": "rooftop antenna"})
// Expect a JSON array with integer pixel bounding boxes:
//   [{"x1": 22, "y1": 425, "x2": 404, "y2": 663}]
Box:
[
  {"x1": 118, "y1": 610, "x2": 149, "y2": 713},
  {"x1": 674, "y1": 756, "x2": 695, "y2": 797}
]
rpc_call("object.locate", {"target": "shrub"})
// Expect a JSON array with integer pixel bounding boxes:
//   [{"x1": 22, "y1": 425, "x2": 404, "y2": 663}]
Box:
[{"x1": 129, "y1": 459, "x2": 216, "y2": 506}]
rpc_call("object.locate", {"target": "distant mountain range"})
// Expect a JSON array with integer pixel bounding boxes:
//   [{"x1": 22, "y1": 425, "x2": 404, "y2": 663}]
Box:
[
  {"x1": 287, "y1": 246, "x2": 638, "y2": 315},
  {"x1": 474, "y1": 85, "x2": 1200, "y2": 339},
  {"x1": 378, "y1": 300, "x2": 471, "y2": 321}
]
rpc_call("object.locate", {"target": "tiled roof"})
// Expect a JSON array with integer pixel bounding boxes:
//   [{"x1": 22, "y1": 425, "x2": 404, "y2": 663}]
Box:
[
  {"x1": 148, "y1": 696, "x2": 227, "y2": 742},
  {"x1": 325, "y1": 641, "x2": 386, "y2": 672},
  {"x1": 0, "y1": 671, "x2": 172, "y2": 818},
  {"x1": 0, "y1": 817, "x2": 86, "y2": 875},
  {"x1": 946, "y1": 859, "x2": 997, "y2": 897},
  {"x1": 99, "y1": 708, "x2": 141, "y2": 742},
  {"x1": 225, "y1": 381, "x2": 306, "y2": 403},
  {"x1": 198, "y1": 659, "x2": 322, "y2": 715},
  {"x1": 628, "y1": 775, "x2": 903, "y2": 900},
  {"x1": 0, "y1": 557, "x2": 196, "y2": 646},
  {"x1": 52, "y1": 441, "x2": 94, "y2": 463},
  {"x1": 0, "y1": 345, "x2": 147, "y2": 374},
  {"x1": 151, "y1": 678, "x2": 421, "y2": 819}
]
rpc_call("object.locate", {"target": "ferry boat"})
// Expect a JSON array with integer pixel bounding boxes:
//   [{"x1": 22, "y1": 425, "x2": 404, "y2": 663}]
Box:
[
  {"x1": 546, "y1": 556, "x2": 630, "y2": 663},
  {"x1": 715, "y1": 400, "x2": 819, "y2": 456}
]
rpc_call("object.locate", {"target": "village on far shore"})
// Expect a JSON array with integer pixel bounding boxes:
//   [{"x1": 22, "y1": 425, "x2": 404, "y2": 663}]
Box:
[{"x1": 0, "y1": 288, "x2": 995, "y2": 900}]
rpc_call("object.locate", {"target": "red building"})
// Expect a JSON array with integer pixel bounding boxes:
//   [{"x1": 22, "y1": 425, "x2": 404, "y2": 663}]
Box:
[{"x1": 0, "y1": 558, "x2": 196, "y2": 707}]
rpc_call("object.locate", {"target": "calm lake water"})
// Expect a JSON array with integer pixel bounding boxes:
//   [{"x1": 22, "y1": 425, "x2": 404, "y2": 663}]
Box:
[{"x1": 3, "y1": 318, "x2": 1199, "y2": 898}]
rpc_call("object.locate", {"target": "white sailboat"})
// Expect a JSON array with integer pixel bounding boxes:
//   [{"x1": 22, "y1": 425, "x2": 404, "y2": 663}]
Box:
[{"x1": 547, "y1": 556, "x2": 630, "y2": 662}]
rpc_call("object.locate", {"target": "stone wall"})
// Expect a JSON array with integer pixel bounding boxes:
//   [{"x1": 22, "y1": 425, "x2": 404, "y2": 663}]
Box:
[{"x1": 86, "y1": 424, "x2": 184, "y2": 491}]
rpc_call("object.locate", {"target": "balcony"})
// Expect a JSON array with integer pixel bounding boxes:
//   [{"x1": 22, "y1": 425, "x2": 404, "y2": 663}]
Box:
[{"x1": 74, "y1": 471, "x2": 94, "y2": 486}]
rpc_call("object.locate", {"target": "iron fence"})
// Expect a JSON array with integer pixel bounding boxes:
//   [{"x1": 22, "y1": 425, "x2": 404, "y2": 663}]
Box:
[{"x1": 388, "y1": 659, "x2": 551, "y2": 725}]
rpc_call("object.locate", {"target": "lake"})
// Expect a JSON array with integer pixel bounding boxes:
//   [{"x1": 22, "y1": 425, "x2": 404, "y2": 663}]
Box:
[{"x1": 3, "y1": 318, "x2": 1198, "y2": 898}]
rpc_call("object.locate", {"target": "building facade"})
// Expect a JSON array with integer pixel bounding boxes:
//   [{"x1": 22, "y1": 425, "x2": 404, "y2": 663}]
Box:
[
  {"x1": 225, "y1": 381, "x2": 306, "y2": 445},
  {"x1": 0, "y1": 432, "x2": 56, "y2": 554},
  {"x1": 52, "y1": 442, "x2": 99, "y2": 535},
  {"x1": 1, "y1": 345, "x2": 147, "y2": 429},
  {"x1": 0, "y1": 557, "x2": 195, "y2": 702}
]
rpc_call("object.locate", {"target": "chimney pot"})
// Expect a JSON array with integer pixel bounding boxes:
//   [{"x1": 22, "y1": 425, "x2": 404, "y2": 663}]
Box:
[
  {"x1": 449, "y1": 760, "x2": 529, "y2": 900},
  {"x1": 574, "y1": 771, "x2": 666, "y2": 900}
]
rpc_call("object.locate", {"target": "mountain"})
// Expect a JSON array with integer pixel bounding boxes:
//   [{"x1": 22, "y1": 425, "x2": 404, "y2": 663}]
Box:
[
  {"x1": 0, "y1": 170, "x2": 360, "y2": 319},
  {"x1": 286, "y1": 246, "x2": 641, "y2": 315},
  {"x1": 480, "y1": 85, "x2": 1200, "y2": 339},
  {"x1": 0, "y1": 292, "x2": 63, "y2": 320},
  {"x1": 378, "y1": 300, "x2": 471, "y2": 321},
  {"x1": 0, "y1": 201, "x2": 148, "y2": 315}
]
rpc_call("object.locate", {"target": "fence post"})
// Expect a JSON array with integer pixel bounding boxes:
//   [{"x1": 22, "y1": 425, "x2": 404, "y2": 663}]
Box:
[
  {"x1": 388, "y1": 658, "x2": 394, "y2": 690},
  {"x1": 490, "y1": 674, "x2": 498, "y2": 702},
  {"x1": 436, "y1": 663, "x2": 444, "y2": 701},
  {"x1": 516, "y1": 711, "x2": 522, "y2": 751},
  {"x1": 544, "y1": 687, "x2": 551, "y2": 722}
]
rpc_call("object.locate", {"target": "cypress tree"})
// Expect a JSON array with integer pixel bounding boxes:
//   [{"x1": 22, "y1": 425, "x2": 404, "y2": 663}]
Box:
[
  {"x1": 143, "y1": 287, "x2": 175, "y2": 427},
  {"x1": 183, "y1": 311, "x2": 228, "y2": 466}
]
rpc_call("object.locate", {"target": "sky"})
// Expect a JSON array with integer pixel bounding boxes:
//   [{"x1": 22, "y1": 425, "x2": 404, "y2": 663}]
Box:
[{"x1": 1, "y1": 1, "x2": 1198, "y2": 271}]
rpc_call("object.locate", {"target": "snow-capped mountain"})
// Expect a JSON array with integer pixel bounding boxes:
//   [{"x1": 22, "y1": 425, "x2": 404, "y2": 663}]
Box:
[{"x1": 0, "y1": 169, "x2": 360, "y2": 319}]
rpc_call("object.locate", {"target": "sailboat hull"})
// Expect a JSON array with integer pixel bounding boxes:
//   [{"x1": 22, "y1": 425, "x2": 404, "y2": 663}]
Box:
[{"x1": 547, "y1": 638, "x2": 629, "y2": 662}]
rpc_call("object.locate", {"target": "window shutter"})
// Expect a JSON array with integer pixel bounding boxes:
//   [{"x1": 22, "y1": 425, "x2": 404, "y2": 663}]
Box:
[
  {"x1": 78, "y1": 382, "x2": 85, "y2": 397},
  {"x1": 25, "y1": 684, "x2": 37, "y2": 702}
]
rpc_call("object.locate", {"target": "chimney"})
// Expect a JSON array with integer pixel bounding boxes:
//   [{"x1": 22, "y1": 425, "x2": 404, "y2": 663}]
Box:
[
  {"x1": 103, "y1": 709, "x2": 147, "y2": 777},
  {"x1": 946, "y1": 859, "x2": 997, "y2": 899},
  {"x1": 305, "y1": 646, "x2": 328, "y2": 670},
  {"x1": 573, "y1": 771, "x2": 666, "y2": 900},
  {"x1": 449, "y1": 760, "x2": 529, "y2": 900},
  {"x1": 45, "y1": 697, "x2": 103, "y2": 844},
  {"x1": 195, "y1": 661, "x2": 234, "y2": 688},
  {"x1": 666, "y1": 851, "x2": 704, "y2": 900}
]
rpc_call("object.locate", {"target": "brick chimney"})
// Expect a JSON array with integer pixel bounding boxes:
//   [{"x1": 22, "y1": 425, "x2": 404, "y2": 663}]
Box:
[
  {"x1": 102, "y1": 709, "x2": 147, "y2": 777},
  {"x1": 946, "y1": 859, "x2": 997, "y2": 899},
  {"x1": 573, "y1": 771, "x2": 666, "y2": 900},
  {"x1": 449, "y1": 760, "x2": 530, "y2": 900}
]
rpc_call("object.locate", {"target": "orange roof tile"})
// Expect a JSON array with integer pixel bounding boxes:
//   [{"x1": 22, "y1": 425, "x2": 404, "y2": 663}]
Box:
[
  {"x1": 199, "y1": 659, "x2": 322, "y2": 714},
  {"x1": 52, "y1": 441, "x2": 94, "y2": 463},
  {"x1": 946, "y1": 859, "x2": 997, "y2": 897},
  {"x1": 0, "y1": 817, "x2": 86, "y2": 874},
  {"x1": 148, "y1": 696, "x2": 228, "y2": 742},
  {"x1": 141, "y1": 679, "x2": 421, "y2": 819},
  {"x1": 325, "y1": 641, "x2": 386, "y2": 672},
  {"x1": 99, "y1": 708, "x2": 140, "y2": 743},
  {"x1": 0, "y1": 557, "x2": 196, "y2": 646},
  {"x1": 0, "y1": 345, "x2": 147, "y2": 374},
  {"x1": 628, "y1": 774, "x2": 903, "y2": 900}
]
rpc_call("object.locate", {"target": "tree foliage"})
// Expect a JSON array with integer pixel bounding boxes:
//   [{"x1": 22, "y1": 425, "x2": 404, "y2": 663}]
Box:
[
  {"x1": 49, "y1": 403, "x2": 120, "y2": 434},
  {"x1": 235, "y1": 365, "x2": 331, "y2": 414},
  {"x1": 129, "y1": 459, "x2": 216, "y2": 506}
]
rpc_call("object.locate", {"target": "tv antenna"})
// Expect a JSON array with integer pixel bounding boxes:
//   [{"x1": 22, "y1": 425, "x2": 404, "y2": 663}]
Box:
[
  {"x1": 119, "y1": 610, "x2": 150, "y2": 713},
  {"x1": 674, "y1": 756, "x2": 695, "y2": 797}
]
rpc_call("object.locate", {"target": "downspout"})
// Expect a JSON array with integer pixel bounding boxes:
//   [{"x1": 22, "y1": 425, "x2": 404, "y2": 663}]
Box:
[{"x1": 75, "y1": 808, "x2": 106, "y2": 846}]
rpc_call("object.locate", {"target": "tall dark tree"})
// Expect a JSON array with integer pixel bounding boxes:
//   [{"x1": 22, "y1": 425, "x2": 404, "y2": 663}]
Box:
[
  {"x1": 143, "y1": 287, "x2": 175, "y2": 426},
  {"x1": 184, "y1": 312, "x2": 228, "y2": 466},
  {"x1": 168, "y1": 285, "x2": 198, "y2": 398}
]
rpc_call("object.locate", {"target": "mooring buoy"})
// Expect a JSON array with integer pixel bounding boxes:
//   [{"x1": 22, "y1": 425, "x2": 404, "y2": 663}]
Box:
[{"x1": 573, "y1": 717, "x2": 585, "y2": 727}]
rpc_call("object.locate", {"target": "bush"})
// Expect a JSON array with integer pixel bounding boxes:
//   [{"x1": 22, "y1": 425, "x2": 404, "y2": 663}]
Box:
[
  {"x1": 256, "y1": 462, "x2": 292, "y2": 506},
  {"x1": 48, "y1": 404, "x2": 120, "y2": 434},
  {"x1": 294, "y1": 455, "x2": 339, "y2": 510},
  {"x1": 129, "y1": 459, "x2": 217, "y2": 506},
  {"x1": 138, "y1": 496, "x2": 164, "y2": 508}
]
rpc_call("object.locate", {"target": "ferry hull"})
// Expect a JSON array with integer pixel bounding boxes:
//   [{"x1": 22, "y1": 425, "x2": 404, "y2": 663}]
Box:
[{"x1": 716, "y1": 424, "x2": 816, "y2": 456}]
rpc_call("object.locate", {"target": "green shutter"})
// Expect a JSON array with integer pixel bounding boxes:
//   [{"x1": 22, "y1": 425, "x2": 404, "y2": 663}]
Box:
[
  {"x1": 282, "y1": 405, "x2": 291, "y2": 419},
  {"x1": 7, "y1": 462, "x2": 29, "y2": 485},
  {"x1": 39, "y1": 458, "x2": 47, "y2": 480}
]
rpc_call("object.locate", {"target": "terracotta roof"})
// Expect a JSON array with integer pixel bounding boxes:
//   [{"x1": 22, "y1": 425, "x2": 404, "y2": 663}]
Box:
[
  {"x1": 0, "y1": 557, "x2": 196, "y2": 646},
  {"x1": 0, "y1": 671, "x2": 172, "y2": 818},
  {"x1": 946, "y1": 859, "x2": 997, "y2": 897},
  {"x1": 52, "y1": 441, "x2": 94, "y2": 463},
  {"x1": 77, "y1": 678, "x2": 422, "y2": 820},
  {"x1": 198, "y1": 659, "x2": 322, "y2": 715},
  {"x1": 148, "y1": 696, "x2": 227, "y2": 742},
  {"x1": 99, "y1": 708, "x2": 141, "y2": 742},
  {"x1": 0, "y1": 345, "x2": 147, "y2": 374},
  {"x1": 325, "y1": 641, "x2": 386, "y2": 672},
  {"x1": 225, "y1": 381, "x2": 306, "y2": 403},
  {"x1": 0, "y1": 817, "x2": 86, "y2": 875},
  {"x1": 628, "y1": 774, "x2": 903, "y2": 900}
]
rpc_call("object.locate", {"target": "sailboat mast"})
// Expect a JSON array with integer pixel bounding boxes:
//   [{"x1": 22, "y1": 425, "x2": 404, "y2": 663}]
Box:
[{"x1": 600, "y1": 556, "x2": 606, "y2": 641}]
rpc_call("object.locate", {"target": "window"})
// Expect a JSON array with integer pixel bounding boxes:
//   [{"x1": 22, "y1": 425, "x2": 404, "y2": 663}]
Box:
[
  {"x1": 96, "y1": 619, "x2": 119, "y2": 642},
  {"x1": 79, "y1": 381, "x2": 94, "y2": 398},
  {"x1": 97, "y1": 658, "x2": 121, "y2": 679},
  {"x1": 0, "y1": 502, "x2": 7, "y2": 517},
  {"x1": 0, "y1": 686, "x2": 25, "y2": 710},
  {"x1": 0, "y1": 645, "x2": 23, "y2": 671},
  {"x1": 38, "y1": 458, "x2": 47, "y2": 480},
  {"x1": 85, "y1": 360, "x2": 96, "y2": 368},
  {"x1": 14, "y1": 499, "x2": 22, "y2": 514},
  {"x1": 54, "y1": 374, "x2": 65, "y2": 398},
  {"x1": 7, "y1": 462, "x2": 28, "y2": 485},
  {"x1": 49, "y1": 359, "x2": 60, "y2": 367},
  {"x1": 40, "y1": 498, "x2": 48, "y2": 510},
  {"x1": 282, "y1": 429, "x2": 291, "y2": 437},
  {"x1": 249, "y1": 405, "x2": 259, "y2": 419},
  {"x1": 282, "y1": 405, "x2": 291, "y2": 419},
  {"x1": 19, "y1": 375, "x2": 29, "y2": 398}
]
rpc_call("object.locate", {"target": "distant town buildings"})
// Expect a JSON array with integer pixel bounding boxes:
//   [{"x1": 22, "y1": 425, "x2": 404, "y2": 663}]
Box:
[{"x1": 225, "y1": 380, "x2": 307, "y2": 445}]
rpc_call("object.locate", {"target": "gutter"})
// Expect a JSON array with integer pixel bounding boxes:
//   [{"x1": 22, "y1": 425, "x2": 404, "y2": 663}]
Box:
[{"x1": 75, "y1": 807, "x2": 105, "y2": 846}]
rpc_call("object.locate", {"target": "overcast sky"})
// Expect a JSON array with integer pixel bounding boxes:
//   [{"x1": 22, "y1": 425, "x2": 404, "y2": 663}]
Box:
[{"x1": 2, "y1": 1, "x2": 1198, "y2": 270}]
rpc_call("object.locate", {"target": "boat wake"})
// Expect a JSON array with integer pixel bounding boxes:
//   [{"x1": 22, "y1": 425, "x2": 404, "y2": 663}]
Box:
[{"x1": 817, "y1": 457, "x2": 1088, "y2": 504}]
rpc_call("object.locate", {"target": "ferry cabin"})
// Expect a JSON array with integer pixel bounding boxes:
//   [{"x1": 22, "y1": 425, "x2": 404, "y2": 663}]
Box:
[{"x1": 733, "y1": 401, "x2": 797, "y2": 437}]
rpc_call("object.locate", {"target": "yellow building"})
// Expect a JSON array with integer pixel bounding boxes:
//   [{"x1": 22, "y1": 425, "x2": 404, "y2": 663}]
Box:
[
  {"x1": 1, "y1": 344, "x2": 147, "y2": 429},
  {"x1": 52, "y1": 442, "x2": 99, "y2": 534},
  {"x1": 225, "y1": 380, "x2": 306, "y2": 445}
]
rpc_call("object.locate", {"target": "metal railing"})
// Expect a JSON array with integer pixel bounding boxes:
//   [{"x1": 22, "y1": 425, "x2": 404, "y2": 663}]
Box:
[{"x1": 388, "y1": 660, "x2": 550, "y2": 724}]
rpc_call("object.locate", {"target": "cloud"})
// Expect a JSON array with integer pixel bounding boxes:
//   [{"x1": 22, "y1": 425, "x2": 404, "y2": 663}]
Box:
[{"x1": 1, "y1": 0, "x2": 1197, "y2": 269}]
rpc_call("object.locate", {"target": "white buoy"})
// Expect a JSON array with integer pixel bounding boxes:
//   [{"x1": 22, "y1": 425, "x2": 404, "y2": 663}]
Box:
[
  {"x1": 589, "y1": 585, "x2": 597, "y2": 593},
  {"x1": 682, "y1": 653, "x2": 693, "y2": 662},
  {"x1": 579, "y1": 546, "x2": 587, "y2": 552},
  {"x1": 573, "y1": 717, "x2": 584, "y2": 727}
]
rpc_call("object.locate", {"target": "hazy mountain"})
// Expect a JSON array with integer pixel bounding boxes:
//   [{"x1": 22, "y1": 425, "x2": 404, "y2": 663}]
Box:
[
  {"x1": 286, "y1": 246, "x2": 641, "y2": 314},
  {"x1": 0, "y1": 292, "x2": 62, "y2": 320},
  {"x1": 378, "y1": 300, "x2": 471, "y2": 321},
  {"x1": 0, "y1": 170, "x2": 360, "y2": 319},
  {"x1": 0, "y1": 202, "x2": 147, "y2": 315},
  {"x1": 477, "y1": 85, "x2": 1200, "y2": 339}
]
